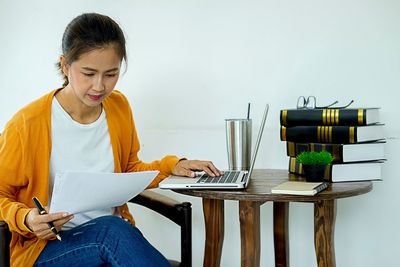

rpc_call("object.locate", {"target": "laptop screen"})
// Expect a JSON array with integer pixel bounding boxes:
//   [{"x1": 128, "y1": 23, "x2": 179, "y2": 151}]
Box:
[{"x1": 247, "y1": 104, "x2": 269, "y2": 180}]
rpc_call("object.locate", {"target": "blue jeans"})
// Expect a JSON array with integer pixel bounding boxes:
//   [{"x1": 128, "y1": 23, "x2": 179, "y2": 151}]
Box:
[{"x1": 34, "y1": 216, "x2": 171, "y2": 267}]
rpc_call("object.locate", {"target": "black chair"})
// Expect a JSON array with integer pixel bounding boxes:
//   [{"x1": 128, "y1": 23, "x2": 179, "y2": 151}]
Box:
[
  {"x1": 0, "y1": 190, "x2": 192, "y2": 267},
  {"x1": 0, "y1": 221, "x2": 11, "y2": 267}
]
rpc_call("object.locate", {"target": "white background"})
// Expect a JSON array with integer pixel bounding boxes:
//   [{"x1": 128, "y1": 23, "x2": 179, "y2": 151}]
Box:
[{"x1": 1, "y1": 0, "x2": 399, "y2": 266}]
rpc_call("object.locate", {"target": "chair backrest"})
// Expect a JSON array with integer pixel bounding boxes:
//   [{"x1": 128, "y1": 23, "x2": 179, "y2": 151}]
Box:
[{"x1": 0, "y1": 221, "x2": 11, "y2": 267}]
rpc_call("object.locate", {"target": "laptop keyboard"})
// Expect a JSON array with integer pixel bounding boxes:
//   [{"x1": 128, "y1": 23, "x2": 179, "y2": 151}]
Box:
[{"x1": 196, "y1": 171, "x2": 242, "y2": 184}]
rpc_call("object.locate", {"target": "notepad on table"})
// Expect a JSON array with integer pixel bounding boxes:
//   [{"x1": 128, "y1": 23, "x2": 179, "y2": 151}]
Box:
[{"x1": 271, "y1": 181, "x2": 328, "y2": 196}]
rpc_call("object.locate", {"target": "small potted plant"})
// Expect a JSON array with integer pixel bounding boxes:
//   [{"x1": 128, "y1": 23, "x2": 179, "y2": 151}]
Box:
[{"x1": 296, "y1": 151, "x2": 333, "y2": 182}]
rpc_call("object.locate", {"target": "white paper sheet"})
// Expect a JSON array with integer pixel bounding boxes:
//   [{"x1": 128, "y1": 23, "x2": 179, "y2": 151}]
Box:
[{"x1": 50, "y1": 170, "x2": 159, "y2": 214}]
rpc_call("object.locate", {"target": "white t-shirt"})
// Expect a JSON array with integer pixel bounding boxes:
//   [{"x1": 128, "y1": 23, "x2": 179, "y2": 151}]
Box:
[{"x1": 49, "y1": 97, "x2": 116, "y2": 230}]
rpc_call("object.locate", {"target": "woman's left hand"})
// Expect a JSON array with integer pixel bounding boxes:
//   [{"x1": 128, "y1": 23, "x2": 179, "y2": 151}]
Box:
[{"x1": 172, "y1": 160, "x2": 223, "y2": 178}]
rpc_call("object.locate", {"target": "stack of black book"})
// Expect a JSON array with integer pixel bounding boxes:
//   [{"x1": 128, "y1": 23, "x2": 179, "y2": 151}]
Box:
[{"x1": 279, "y1": 108, "x2": 385, "y2": 182}]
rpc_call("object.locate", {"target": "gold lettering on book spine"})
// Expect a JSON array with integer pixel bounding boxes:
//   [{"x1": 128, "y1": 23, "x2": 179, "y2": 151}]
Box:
[
  {"x1": 329, "y1": 126, "x2": 332, "y2": 142},
  {"x1": 358, "y1": 109, "x2": 363, "y2": 125},
  {"x1": 332, "y1": 145, "x2": 340, "y2": 161},
  {"x1": 328, "y1": 110, "x2": 331, "y2": 124},
  {"x1": 349, "y1": 127, "x2": 355, "y2": 143},
  {"x1": 326, "y1": 127, "x2": 330, "y2": 142},
  {"x1": 335, "y1": 109, "x2": 339, "y2": 125},
  {"x1": 331, "y1": 109, "x2": 335, "y2": 124},
  {"x1": 310, "y1": 143, "x2": 315, "y2": 152},
  {"x1": 326, "y1": 165, "x2": 332, "y2": 180},
  {"x1": 290, "y1": 157, "x2": 296, "y2": 172},
  {"x1": 288, "y1": 142, "x2": 295, "y2": 156},
  {"x1": 327, "y1": 110, "x2": 331, "y2": 125},
  {"x1": 322, "y1": 110, "x2": 326, "y2": 124},
  {"x1": 328, "y1": 109, "x2": 331, "y2": 124},
  {"x1": 321, "y1": 127, "x2": 325, "y2": 142},
  {"x1": 318, "y1": 126, "x2": 321, "y2": 142},
  {"x1": 320, "y1": 126, "x2": 329, "y2": 142},
  {"x1": 282, "y1": 110, "x2": 287, "y2": 125},
  {"x1": 299, "y1": 163, "x2": 303, "y2": 174},
  {"x1": 281, "y1": 126, "x2": 286, "y2": 141}
]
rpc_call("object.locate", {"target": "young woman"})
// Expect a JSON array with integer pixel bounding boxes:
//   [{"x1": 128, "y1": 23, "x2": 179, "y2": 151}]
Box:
[{"x1": 0, "y1": 13, "x2": 222, "y2": 267}]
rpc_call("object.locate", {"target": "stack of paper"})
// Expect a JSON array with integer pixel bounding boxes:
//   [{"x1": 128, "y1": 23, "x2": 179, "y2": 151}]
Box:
[{"x1": 50, "y1": 170, "x2": 159, "y2": 214}]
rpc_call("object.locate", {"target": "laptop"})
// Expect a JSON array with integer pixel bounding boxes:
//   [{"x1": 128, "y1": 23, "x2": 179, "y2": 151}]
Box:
[{"x1": 159, "y1": 104, "x2": 269, "y2": 189}]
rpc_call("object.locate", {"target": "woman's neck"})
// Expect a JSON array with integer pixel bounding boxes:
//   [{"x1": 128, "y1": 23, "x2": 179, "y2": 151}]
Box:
[{"x1": 55, "y1": 87, "x2": 102, "y2": 124}]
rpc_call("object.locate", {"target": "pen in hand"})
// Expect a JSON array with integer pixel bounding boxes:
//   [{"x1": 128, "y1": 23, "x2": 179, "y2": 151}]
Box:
[{"x1": 32, "y1": 197, "x2": 62, "y2": 241}]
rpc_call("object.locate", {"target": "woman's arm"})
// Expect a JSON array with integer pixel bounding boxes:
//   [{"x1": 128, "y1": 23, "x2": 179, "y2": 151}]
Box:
[{"x1": 0, "y1": 125, "x2": 35, "y2": 237}]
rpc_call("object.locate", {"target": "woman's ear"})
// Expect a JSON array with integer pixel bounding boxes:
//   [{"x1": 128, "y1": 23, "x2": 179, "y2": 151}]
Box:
[{"x1": 59, "y1": 55, "x2": 69, "y2": 76}]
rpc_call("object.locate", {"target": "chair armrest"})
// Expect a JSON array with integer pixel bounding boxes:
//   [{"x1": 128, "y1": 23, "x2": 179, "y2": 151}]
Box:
[
  {"x1": 128, "y1": 190, "x2": 191, "y2": 226},
  {"x1": 136, "y1": 190, "x2": 181, "y2": 208}
]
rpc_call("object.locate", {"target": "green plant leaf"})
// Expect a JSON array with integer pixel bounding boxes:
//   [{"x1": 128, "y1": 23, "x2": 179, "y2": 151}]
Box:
[{"x1": 296, "y1": 151, "x2": 333, "y2": 166}]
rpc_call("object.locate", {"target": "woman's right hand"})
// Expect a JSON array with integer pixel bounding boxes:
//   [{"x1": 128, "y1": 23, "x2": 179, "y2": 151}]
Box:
[{"x1": 25, "y1": 207, "x2": 74, "y2": 240}]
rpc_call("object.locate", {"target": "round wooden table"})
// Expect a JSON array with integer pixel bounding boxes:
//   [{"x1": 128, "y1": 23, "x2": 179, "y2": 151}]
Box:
[{"x1": 173, "y1": 169, "x2": 372, "y2": 267}]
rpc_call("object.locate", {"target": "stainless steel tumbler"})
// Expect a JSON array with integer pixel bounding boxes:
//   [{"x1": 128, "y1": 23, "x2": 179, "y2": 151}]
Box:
[{"x1": 225, "y1": 119, "x2": 252, "y2": 170}]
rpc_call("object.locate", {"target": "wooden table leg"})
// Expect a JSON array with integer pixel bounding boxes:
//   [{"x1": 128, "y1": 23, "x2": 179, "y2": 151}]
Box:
[
  {"x1": 203, "y1": 198, "x2": 224, "y2": 267},
  {"x1": 273, "y1": 202, "x2": 289, "y2": 267},
  {"x1": 239, "y1": 201, "x2": 262, "y2": 267},
  {"x1": 314, "y1": 199, "x2": 337, "y2": 267}
]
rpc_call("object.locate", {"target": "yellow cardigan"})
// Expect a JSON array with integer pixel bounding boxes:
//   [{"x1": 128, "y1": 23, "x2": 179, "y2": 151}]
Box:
[{"x1": 0, "y1": 89, "x2": 180, "y2": 267}]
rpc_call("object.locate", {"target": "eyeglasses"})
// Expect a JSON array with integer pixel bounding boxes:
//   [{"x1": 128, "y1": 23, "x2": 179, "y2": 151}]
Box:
[{"x1": 297, "y1": 96, "x2": 354, "y2": 109}]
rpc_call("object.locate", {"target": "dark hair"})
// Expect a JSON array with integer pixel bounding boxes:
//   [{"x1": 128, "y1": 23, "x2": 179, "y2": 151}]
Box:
[{"x1": 57, "y1": 13, "x2": 127, "y2": 86}]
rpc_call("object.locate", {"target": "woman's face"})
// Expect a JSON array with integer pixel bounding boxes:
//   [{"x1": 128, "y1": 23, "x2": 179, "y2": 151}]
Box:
[{"x1": 62, "y1": 46, "x2": 121, "y2": 108}]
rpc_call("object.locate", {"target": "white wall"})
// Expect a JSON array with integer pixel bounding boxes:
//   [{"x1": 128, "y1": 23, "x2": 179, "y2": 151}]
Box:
[{"x1": 1, "y1": 0, "x2": 399, "y2": 266}]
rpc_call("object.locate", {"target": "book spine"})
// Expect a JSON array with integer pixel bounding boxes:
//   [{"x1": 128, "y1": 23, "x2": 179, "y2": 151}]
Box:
[
  {"x1": 281, "y1": 125, "x2": 357, "y2": 143},
  {"x1": 288, "y1": 157, "x2": 332, "y2": 180},
  {"x1": 280, "y1": 109, "x2": 368, "y2": 126},
  {"x1": 286, "y1": 142, "x2": 343, "y2": 162}
]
